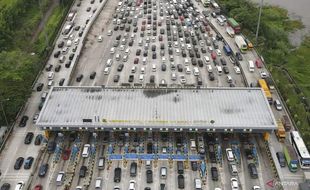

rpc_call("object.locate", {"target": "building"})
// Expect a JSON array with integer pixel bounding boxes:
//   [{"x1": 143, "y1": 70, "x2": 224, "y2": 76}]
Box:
[{"x1": 36, "y1": 87, "x2": 277, "y2": 132}]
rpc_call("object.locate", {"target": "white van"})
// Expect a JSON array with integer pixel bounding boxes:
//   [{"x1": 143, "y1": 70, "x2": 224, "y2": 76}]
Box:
[
  {"x1": 216, "y1": 66, "x2": 223, "y2": 75},
  {"x1": 104, "y1": 67, "x2": 110, "y2": 75},
  {"x1": 207, "y1": 65, "x2": 213, "y2": 73},
  {"x1": 48, "y1": 72, "x2": 54, "y2": 80},
  {"x1": 204, "y1": 56, "x2": 210, "y2": 63},
  {"x1": 194, "y1": 178, "x2": 202, "y2": 190},
  {"x1": 56, "y1": 171, "x2": 65, "y2": 186},
  {"x1": 248, "y1": 60, "x2": 255, "y2": 72},
  {"x1": 106, "y1": 59, "x2": 113, "y2": 67},
  {"x1": 193, "y1": 67, "x2": 199, "y2": 76},
  {"x1": 190, "y1": 139, "x2": 196, "y2": 150},
  {"x1": 95, "y1": 177, "x2": 103, "y2": 189},
  {"x1": 217, "y1": 17, "x2": 224, "y2": 26},
  {"x1": 48, "y1": 80, "x2": 54, "y2": 89},
  {"x1": 82, "y1": 144, "x2": 90, "y2": 158},
  {"x1": 160, "y1": 167, "x2": 167, "y2": 179},
  {"x1": 152, "y1": 64, "x2": 156, "y2": 72},
  {"x1": 139, "y1": 74, "x2": 144, "y2": 82}
]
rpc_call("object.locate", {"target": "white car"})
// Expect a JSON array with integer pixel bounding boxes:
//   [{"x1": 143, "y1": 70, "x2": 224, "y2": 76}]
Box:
[
  {"x1": 114, "y1": 186, "x2": 120, "y2": 190},
  {"x1": 180, "y1": 75, "x2": 186, "y2": 84},
  {"x1": 107, "y1": 30, "x2": 112, "y2": 36},
  {"x1": 216, "y1": 49, "x2": 222, "y2": 56},
  {"x1": 231, "y1": 178, "x2": 239, "y2": 190},
  {"x1": 110, "y1": 47, "x2": 115, "y2": 54},
  {"x1": 252, "y1": 186, "x2": 261, "y2": 190},
  {"x1": 226, "y1": 148, "x2": 234, "y2": 162},
  {"x1": 98, "y1": 35, "x2": 103, "y2": 42},
  {"x1": 128, "y1": 180, "x2": 136, "y2": 190},
  {"x1": 234, "y1": 66, "x2": 241, "y2": 74},
  {"x1": 260, "y1": 71, "x2": 267, "y2": 78},
  {"x1": 119, "y1": 45, "x2": 125, "y2": 51},
  {"x1": 186, "y1": 44, "x2": 192, "y2": 50}
]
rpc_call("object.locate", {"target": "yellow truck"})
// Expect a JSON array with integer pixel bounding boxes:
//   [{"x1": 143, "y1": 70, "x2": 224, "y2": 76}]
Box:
[{"x1": 276, "y1": 120, "x2": 286, "y2": 142}]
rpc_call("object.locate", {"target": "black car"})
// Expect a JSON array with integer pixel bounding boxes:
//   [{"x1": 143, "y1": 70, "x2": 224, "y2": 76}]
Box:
[
  {"x1": 55, "y1": 65, "x2": 61, "y2": 72},
  {"x1": 152, "y1": 52, "x2": 156, "y2": 59},
  {"x1": 223, "y1": 66, "x2": 229, "y2": 74},
  {"x1": 128, "y1": 75, "x2": 134, "y2": 82},
  {"x1": 45, "y1": 64, "x2": 53, "y2": 71},
  {"x1": 47, "y1": 141, "x2": 56, "y2": 153},
  {"x1": 191, "y1": 161, "x2": 198, "y2": 171},
  {"x1": 117, "y1": 64, "x2": 124, "y2": 72},
  {"x1": 57, "y1": 41, "x2": 64, "y2": 48},
  {"x1": 90, "y1": 72, "x2": 96, "y2": 79},
  {"x1": 24, "y1": 156, "x2": 34, "y2": 169},
  {"x1": 14, "y1": 157, "x2": 24, "y2": 170},
  {"x1": 209, "y1": 73, "x2": 215, "y2": 81},
  {"x1": 0, "y1": 183, "x2": 10, "y2": 190},
  {"x1": 69, "y1": 53, "x2": 75, "y2": 61},
  {"x1": 65, "y1": 61, "x2": 71, "y2": 68},
  {"x1": 38, "y1": 163, "x2": 48, "y2": 177},
  {"x1": 76, "y1": 74, "x2": 83, "y2": 82},
  {"x1": 59, "y1": 78, "x2": 65, "y2": 86},
  {"x1": 236, "y1": 52, "x2": 243, "y2": 61},
  {"x1": 24, "y1": 132, "x2": 34, "y2": 144},
  {"x1": 147, "y1": 143, "x2": 153, "y2": 154},
  {"x1": 211, "y1": 167, "x2": 218, "y2": 181},
  {"x1": 161, "y1": 64, "x2": 166, "y2": 71},
  {"x1": 54, "y1": 51, "x2": 61, "y2": 58},
  {"x1": 19, "y1": 116, "x2": 29, "y2": 127},
  {"x1": 276, "y1": 152, "x2": 286, "y2": 167},
  {"x1": 136, "y1": 49, "x2": 141, "y2": 56},
  {"x1": 114, "y1": 75, "x2": 120, "y2": 82},
  {"x1": 177, "y1": 175, "x2": 185, "y2": 189},
  {"x1": 79, "y1": 166, "x2": 87, "y2": 177},
  {"x1": 36, "y1": 83, "x2": 44, "y2": 91},
  {"x1": 177, "y1": 64, "x2": 183, "y2": 72},
  {"x1": 220, "y1": 58, "x2": 227, "y2": 66},
  {"x1": 34, "y1": 134, "x2": 42, "y2": 145},
  {"x1": 150, "y1": 75, "x2": 155, "y2": 83},
  {"x1": 146, "y1": 170, "x2": 153, "y2": 183}
]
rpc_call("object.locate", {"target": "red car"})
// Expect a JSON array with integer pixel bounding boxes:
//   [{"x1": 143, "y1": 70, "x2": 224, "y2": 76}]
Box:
[
  {"x1": 62, "y1": 149, "x2": 71, "y2": 160},
  {"x1": 34, "y1": 185, "x2": 42, "y2": 190},
  {"x1": 255, "y1": 59, "x2": 262, "y2": 68},
  {"x1": 211, "y1": 52, "x2": 217, "y2": 60},
  {"x1": 134, "y1": 58, "x2": 139, "y2": 64}
]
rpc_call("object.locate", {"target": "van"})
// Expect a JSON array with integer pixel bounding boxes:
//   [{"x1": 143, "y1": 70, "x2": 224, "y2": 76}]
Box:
[
  {"x1": 131, "y1": 66, "x2": 137, "y2": 73},
  {"x1": 82, "y1": 144, "x2": 90, "y2": 158},
  {"x1": 66, "y1": 40, "x2": 72, "y2": 47},
  {"x1": 190, "y1": 139, "x2": 196, "y2": 150},
  {"x1": 216, "y1": 66, "x2": 223, "y2": 75},
  {"x1": 107, "y1": 59, "x2": 113, "y2": 67},
  {"x1": 193, "y1": 67, "x2": 199, "y2": 76},
  {"x1": 56, "y1": 171, "x2": 65, "y2": 186},
  {"x1": 146, "y1": 160, "x2": 152, "y2": 169},
  {"x1": 248, "y1": 163, "x2": 258, "y2": 178},
  {"x1": 98, "y1": 157, "x2": 105, "y2": 170},
  {"x1": 160, "y1": 167, "x2": 167, "y2": 179},
  {"x1": 217, "y1": 17, "x2": 224, "y2": 26},
  {"x1": 194, "y1": 178, "x2": 202, "y2": 190},
  {"x1": 211, "y1": 167, "x2": 218, "y2": 181},
  {"x1": 130, "y1": 162, "x2": 137, "y2": 177},
  {"x1": 226, "y1": 75, "x2": 233, "y2": 83},
  {"x1": 48, "y1": 80, "x2": 54, "y2": 89},
  {"x1": 229, "y1": 164, "x2": 238, "y2": 176},
  {"x1": 152, "y1": 64, "x2": 156, "y2": 72},
  {"x1": 48, "y1": 72, "x2": 54, "y2": 80},
  {"x1": 177, "y1": 161, "x2": 184, "y2": 174},
  {"x1": 123, "y1": 55, "x2": 128, "y2": 62},
  {"x1": 248, "y1": 60, "x2": 255, "y2": 72},
  {"x1": 95, "y1": 177, "x2": 102, "y2": 189},
  {"x1": 104, "y1": 67, "x2": 110, "y2": 75},
  {"x1": 204, "y1": 56, "x2": 210, "y2": 63}
]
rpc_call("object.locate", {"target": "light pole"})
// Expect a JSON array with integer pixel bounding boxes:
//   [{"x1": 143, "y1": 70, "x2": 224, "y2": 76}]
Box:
[
  {"x1": 0, "y1": 98, "x2": 9, "y2": 127},
  {"x1": 255, "y1": 0, "x2": 264, "y2": 46}
]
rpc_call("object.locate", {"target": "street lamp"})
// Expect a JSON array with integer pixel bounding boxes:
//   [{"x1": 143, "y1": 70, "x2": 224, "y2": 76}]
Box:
[
  {"x1": 255, "y1": 0, "x2": 264, "y2": 45},
  {"x1": 0, "y1": 98, "x2": 10, "y2": 127}
]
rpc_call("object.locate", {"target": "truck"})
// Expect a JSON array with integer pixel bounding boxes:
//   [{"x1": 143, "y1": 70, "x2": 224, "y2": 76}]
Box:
[
  {"x1": 226, "y1": 27, "x2": 235, "y2": 38},
  {"x1": 227, "y1": 18, "x2": 241, "y2": 34},
  {"x1": 235, "y1": 35, "x2": 247, "y2": 53},
  {"x1": 275, "y1": 120, "x2": 286, "y2": 142},
  {"x1": 283, "y1": 145, "x2": 298, "y2": 172},
  {"x1": 281, "y1": 115, "x2": 292, "y2": 131},
  {"x1": 258, "y1": 79, "x2": 273, "y2": 104}
]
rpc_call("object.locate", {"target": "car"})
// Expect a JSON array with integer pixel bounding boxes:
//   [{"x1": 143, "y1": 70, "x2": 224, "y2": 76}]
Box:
[
  {"x1": 229, "y1": 56, "x2": 237, "y2": 64},
  {"x1": 114, "y1": 75, "x2": 120, "y2": 82},
  {"x1": 191, "y1": 161, "x2": 198, "y2": 171},
  {"x1": 76, "y1": 74, "x2": 83, "y2": 82},
  {"x1": 117, "y1": 64, "x2": 124, "y2": 72},
  {"x1": 90, "y1": 72, "x2": 96, "y2": 79},
  {"x1": 128, "y1": 75, "x2": 134, "y2": 82},
  {"x1": 57, "y1": 41, "x2": 64, "y2": 48},
  {"x1": 136, "y1": 49, "x2": 141, "y2": 56},
  {"x1": 14, "y1": 157, "x2": 24, "y2": 170},
  {"x1": 24, "y1": 156, "x2": 34, "y2": 169},
  {"x1": 34, "y1": 134, "x2": 42, "y2": 145},
  {"x1": 260, "y1": 71, "x2": 267, "y2": 78},
  {"x1": 180, "y1": 75, "x2": 186, "y2": 84},
  {"x1": 0, "y1": 183, "x2": 10, "y2": 190},
  {"x1": 36, "y1": 83, "x2": 44, "y2": 91},
  {"x1": 19, "y1": 115, "x2": 29, "y2": 127},
  {"x1": 234, "y1": 66, "x2": 241, "y2": 74},
  {"x1": 134, "y1": 58, "x2": 139, "y2": 64},
  {"x1": 129, "y1": 180, "x2": 136, "y2": 190},
  {"x1": 24, "y1": 132, "x2": 34, "y2": 144},
  {"x1": 59, "y1": 78, "x2": 65, "y2": 86},
  {"x1": 34, "y1": 185, "x2": 42, "y2": 190},
  {"x1": 252, "y1": 186, "x2": 261, "y2": 190},
  {"x1": 211, "y1": 167, "x2": 218, "y2": 181},
  {"x1": 146, "y1": 170, "x2": 153, "y2": 183},
  {"x1": 79, "y1": 166, "x2": 87, "y2": 178},
  {"x1": 209, "y1": 73, "x2": 215, "y2": 81},
  {"x1": 236, "y1": 52, "x2": 243, "y2": 60},
  {"x1": 14, "y1": 182, "x2": 24, "y2": 190},
  {"x1": 54, "y1": 51, "x2": 61, "y2": 58},
  {"x1": 177, "y1": 175, "x2": 185, "y2": 189},
  {"x1": 223, "y1": 66, "x2": 229, "y2": 74},
  {"x1": 62, "y1": 149, "x2": 71, "y2": 160},
  {"x1": 55, "y1": 65, "x2": 61, "y2": 72},
  {"x1": 38, "y1": 163, "x2": 48, "y2": 177},
  {"x1": 276, "y1": 152, "x2": 286, "y2": 167},
  {"x1": 274, "y1": 99, "x2": 283, "y2": 111},
  {"x1": 231, "y1": 178, "x2": 239, "y2": 190},
  {"x1": 86, "y1": 7, "x2": 91, "y2": 12}
]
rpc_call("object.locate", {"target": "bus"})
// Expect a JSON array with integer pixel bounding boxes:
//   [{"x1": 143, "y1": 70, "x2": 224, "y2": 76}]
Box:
[
  {"x1": 235, "y1": 35, "x2": 247, "y2": 53},
  {"x1": 227, "y1": 18, "x2": 241, "y2": 34},
  {"x1": 258, "y1": 79, "x2": 273, "y2": 104},
  {"x1": 290, "y1": 131, "x2": 310, "y2": 169},
  {"x1": 223, "y1": 44, "x2": 232, "y2": 56}
]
